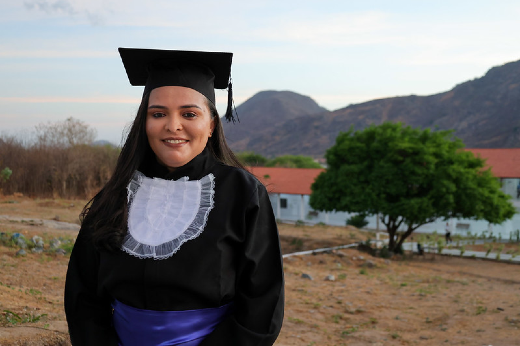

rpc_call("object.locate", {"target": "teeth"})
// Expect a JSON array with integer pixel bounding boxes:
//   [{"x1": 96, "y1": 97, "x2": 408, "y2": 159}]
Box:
[{"x1": 165, "y1": 139, "x2": 188, "y2": 144}]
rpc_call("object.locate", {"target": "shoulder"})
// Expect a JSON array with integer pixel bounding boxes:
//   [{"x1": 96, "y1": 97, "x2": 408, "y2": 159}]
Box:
[
  {"x1": 210, "y1": 163, "x2": 269, "y2": 203},
  {"x1": 213, "y1": 163, "x2": 264, "y2": 188}
]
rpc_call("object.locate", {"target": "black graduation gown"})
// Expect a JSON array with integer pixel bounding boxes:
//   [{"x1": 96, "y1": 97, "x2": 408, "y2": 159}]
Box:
[{"x1": 64, "y1": 149, "x2": 285, "y2": 345}]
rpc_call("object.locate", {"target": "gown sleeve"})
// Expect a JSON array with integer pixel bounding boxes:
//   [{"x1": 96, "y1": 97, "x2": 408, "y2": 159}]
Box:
[
  {"x1": 199, "y1": 183, "x2": 285, "y2": 346},
  {"x1": 64, "y1": 226, "x2": 119, "y2": 346}
]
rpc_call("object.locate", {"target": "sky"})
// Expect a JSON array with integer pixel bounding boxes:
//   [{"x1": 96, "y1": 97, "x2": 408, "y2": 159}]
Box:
[{"x1": 1, "y1": 0, "x2": 520, "y2": 145}]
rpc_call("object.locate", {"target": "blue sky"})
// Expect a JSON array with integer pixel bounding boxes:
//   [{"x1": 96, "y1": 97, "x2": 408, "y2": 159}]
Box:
[{"x1": 1, "y1": 0, "x2": 520, "y2": 144}]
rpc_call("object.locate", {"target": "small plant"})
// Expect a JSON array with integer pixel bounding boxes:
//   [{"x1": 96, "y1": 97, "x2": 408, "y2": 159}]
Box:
[
  {"x1": 346, "y1": 213, "x2": 369, "y2": 228},
  {"x1": 58, "y1": 239, "x2": 75, "y2": 255},
  {"x1": 25, "y1": 288, "x2": 42, "y2": 296},
  {"x1": 341, "y1": 326, "x2": 358, "y2": 336},
  {"x1": 459, "y1": 245, "x2": 465, "y2": 257},
  {"x1": 391, "y1": 333, "x2": 400, "y2": 339},
  {"x1": 295, "y1": 220, "x2": 305, "y2": 227},
  {"x1": 378, "y1": 245, "x2": 392, "y2": 258},
  {"x1": 485, "y1": 244, "x2": 494, "y2": 257},
  {"x1": 476, "y1": 306, "x2": 487, "y2": 315},
  {"x1": 332, "y1": 314, "x2": 342, "y2": 323},
  {"x1": 3, "y1": 310, "x2": 47, "y2": 325},
  {"x1": 288, "y1": 317, "x2": 304, "y2": 324},
  {"x1": 437, "y1": 239, "x2": 445, "y2": 254},
  {"x1": 359, "y1": 268, "x2": 367, "y2": 275},
  {"x1": 338, "y1": 273, "x2": 347, "y2": 280},
  {"x1": 0, "y1": 167, "x2": 12, "y2": 183},
  {"x1": 290, "y1": 238, "x2": 303, "y2": 250},
  {"x1": 495, "y1": 244, "x2": 504, "y2": 260}
]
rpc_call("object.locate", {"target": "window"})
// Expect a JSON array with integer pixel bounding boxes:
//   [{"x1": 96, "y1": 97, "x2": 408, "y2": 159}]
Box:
[{"x1": 280, "y1": 198, "x2": 287, "y2": 209}]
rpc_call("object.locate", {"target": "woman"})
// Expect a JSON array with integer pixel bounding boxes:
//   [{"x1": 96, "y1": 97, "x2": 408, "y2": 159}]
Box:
[{"x1": 64, "y1": 48, "x2": 284, "y2": 346}]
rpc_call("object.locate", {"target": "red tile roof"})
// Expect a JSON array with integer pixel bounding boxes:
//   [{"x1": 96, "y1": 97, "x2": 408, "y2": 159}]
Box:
[
  {"x1": 247, "y1": 166, "x2": 324, "y2": 195},
  {"x1": 466, "y1": 148, "x2": 520, "y2": 178},
  {"x1": 248, "y1": 148, "x2": 520, "y2": 195}
]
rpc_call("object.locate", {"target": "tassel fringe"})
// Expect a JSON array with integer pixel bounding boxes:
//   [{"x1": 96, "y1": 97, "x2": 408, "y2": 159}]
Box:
[{"x1": 224, "y1": 80, "x2": 239, "y2": 123}]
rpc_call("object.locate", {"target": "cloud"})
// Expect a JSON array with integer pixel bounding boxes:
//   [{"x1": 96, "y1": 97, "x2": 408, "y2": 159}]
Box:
[
  {"x1": 0, "y1": 96, "x2": 139, "y2": 104},
  {"x1": 24, "y1": 0, "x2": 76, "y2": 15},
  {"x1": 253, "y1": 11, "x2": 396, "y2": 46},
  {"x1": 0, "y1": 49, "x2": 114, "y2": 58},
  {"x1": 24, "y1": 0, "x2": 107, "y2": 25}
]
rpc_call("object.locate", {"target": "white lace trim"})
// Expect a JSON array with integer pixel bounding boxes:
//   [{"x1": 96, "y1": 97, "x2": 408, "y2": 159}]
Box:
[{"x1": 123, "y1": 171, "x2": 215, "y2": 260}]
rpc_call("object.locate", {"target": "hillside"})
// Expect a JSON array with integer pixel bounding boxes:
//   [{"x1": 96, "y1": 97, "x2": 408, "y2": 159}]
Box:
[
  {"x1": 222, "y1": 90, "x2": 329, "y2": 153},
  {"x1": 224, "y1": 60, "x2": 520, "y2": 158}
]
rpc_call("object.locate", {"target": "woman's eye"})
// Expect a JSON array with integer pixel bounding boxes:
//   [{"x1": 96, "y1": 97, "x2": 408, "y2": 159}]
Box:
[
  {"x1": 151, "y1": 112, "x2": 166, "y2": 118},
  {"x1": 183, "y1": 112, "x2": 197, "y2": 118}
]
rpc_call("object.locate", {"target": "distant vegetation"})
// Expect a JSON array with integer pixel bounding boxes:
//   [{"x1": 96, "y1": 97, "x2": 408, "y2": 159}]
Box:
[
  {"x1": 0, "y1": 117, "x2": 119, "y2": 198},
  {"x1": 237, "y1": 151, "x2": 322, "y2": 168},
  {"x1": 1, "y1": 119, "x2": 322, "y2": 198}
]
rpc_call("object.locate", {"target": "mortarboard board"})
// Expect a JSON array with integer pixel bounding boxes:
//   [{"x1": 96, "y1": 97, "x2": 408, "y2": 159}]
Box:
[{"x1": 118, "y1": 47, "x2": 236, "y2": 122}]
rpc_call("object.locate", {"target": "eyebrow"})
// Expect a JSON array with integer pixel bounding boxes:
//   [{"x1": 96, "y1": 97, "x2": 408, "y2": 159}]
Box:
[{"x1": 148, "y1": 104, "x2": 203, "y2": 110}]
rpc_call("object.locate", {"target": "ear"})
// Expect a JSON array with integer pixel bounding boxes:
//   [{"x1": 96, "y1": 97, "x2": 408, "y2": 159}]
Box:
[{"x1": 209, "y1": 118, "x2": 215, "y2": 137}]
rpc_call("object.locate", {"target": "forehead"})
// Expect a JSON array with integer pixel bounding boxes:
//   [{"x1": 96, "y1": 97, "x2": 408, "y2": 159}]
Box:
[{"x1": 148, "y1": 86, "x2": 207, "y2": 105}]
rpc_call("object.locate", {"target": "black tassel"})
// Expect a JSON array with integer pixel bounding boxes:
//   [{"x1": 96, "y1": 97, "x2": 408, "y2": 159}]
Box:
[{"x1": 224, "y1": 80, "x2": 239, "y2": 123}]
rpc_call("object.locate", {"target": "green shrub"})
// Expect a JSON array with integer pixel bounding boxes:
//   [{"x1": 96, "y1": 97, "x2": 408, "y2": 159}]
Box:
[
  {"x1": 0, "y1": 167, "x2": 12, "y2": 182},
  {"x1": 346, "y1": 213, "x2": 369, "y2": 228}
]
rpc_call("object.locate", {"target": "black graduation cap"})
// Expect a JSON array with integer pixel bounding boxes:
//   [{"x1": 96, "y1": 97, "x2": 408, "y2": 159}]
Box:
[{"x1": 118, "y1": 47, "x2": 237, "y2": 122}]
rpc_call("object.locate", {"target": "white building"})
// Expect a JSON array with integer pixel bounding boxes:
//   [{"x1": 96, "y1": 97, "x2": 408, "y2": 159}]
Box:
[{"x1": 249, "y1": 148, "x2": 520, "y2": 238}]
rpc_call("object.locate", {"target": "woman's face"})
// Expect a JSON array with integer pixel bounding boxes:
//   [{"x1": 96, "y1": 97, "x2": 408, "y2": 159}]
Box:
[{"x1": 146, "y1": 86, "x2": 215, "y2": 171}]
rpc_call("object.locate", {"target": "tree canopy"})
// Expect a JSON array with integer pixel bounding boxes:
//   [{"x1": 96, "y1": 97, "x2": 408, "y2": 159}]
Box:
[
  {"x1": 236, "y1": 151, "x2": 269, "y2": 167},
  {"x1": 34, "y1": 117, "x2": 97, "y2": 148},
  {"x1": 310, "y1": 122, "x2": 516, "y2": 252},
  {"x1": 237, "y1": 152, "x2": 322, "y2": 168},
  {"x1": 265, "y1": 155, "x2": 322, "y2": 168}
]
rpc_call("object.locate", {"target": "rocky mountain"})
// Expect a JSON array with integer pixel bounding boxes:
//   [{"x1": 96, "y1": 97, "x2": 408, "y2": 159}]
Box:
[
  {"x1": 222, "y1": 90, "x2": 329, "y2": 153},
  {"x1": 223, "y1": 60, "x2": 520, "y2": 158}
]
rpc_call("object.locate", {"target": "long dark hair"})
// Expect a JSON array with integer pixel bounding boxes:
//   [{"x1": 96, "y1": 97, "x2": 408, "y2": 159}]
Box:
[{"x1": 82, "y1": 92, "x2": 243, "y2": 251}]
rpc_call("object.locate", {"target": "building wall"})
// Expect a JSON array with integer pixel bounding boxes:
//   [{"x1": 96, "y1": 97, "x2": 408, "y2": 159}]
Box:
[
  {"x1": 269, "y1": 192, "x2": 520, "y2": 239},
  {"x1": 501, "y1": 178, "x2": 520, "y2": 200}
]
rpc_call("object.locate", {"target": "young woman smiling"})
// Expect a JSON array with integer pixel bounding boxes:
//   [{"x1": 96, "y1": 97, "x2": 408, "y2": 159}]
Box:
[
  {"x1": 64, "y1": 48, "x2": 284, "y2": 346},
  {"x1": 146, "y1": 86, "x2": 215, "y2": 171}
]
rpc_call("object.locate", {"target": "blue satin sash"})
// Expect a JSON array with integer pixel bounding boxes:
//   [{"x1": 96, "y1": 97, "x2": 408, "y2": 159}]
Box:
[{"x1": 111, "y1": 300, "x2": 233, "y2": 346}]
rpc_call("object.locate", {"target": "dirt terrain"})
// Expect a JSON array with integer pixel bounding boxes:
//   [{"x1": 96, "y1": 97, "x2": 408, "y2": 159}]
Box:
[{"x1": 1, "y1": 195, "x2": 519, "y2": 345}]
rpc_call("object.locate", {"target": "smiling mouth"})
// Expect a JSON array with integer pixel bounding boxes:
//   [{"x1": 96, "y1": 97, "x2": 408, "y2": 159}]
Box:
[{"x1": 164, "y1": 139, "x2": 188, "y2": 144}]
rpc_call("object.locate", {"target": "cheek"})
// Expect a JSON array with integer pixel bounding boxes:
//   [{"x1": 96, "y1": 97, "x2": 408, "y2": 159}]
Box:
[
  {"x1": 145, "y1": 118, "x2": 158, "y2": 139},
  {"x1": 193, "y1": 121, "x2": 213, "y2": 141}
]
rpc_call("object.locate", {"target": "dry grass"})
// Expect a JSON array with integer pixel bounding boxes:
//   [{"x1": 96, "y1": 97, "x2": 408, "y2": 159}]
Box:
[{"x1": 0, "y1": 195, "x2": 519, "y2": 345}]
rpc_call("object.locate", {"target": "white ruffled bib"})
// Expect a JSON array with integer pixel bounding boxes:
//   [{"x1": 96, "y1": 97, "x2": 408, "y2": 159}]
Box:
[{"x1": 122, "y1": 171, "x2": 215, "y2": 260}]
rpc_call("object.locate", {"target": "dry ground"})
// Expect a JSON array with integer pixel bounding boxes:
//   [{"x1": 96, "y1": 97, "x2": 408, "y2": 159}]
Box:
[{"x1": 0, "y1": 195, "x2": 519, "y2": 345}]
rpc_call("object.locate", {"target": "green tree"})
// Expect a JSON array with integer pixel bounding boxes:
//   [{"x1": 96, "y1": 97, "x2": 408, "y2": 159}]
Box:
[
  {"x1": 310, "y1": 122, "x2": 516, "y2": 252},
  {"x1": 236, "y1": 151, "x2": 268, "y2": 166},
  {"x1": 266, "y1": 155, "x2": 322, "y2": 168}
]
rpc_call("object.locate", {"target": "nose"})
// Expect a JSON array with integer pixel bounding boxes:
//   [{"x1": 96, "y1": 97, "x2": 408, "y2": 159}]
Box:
[{"x1": 165, "y1": 114, "x2": 182, "y2": 132}]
